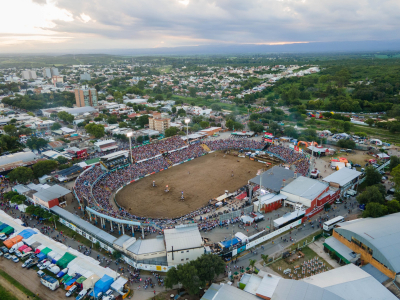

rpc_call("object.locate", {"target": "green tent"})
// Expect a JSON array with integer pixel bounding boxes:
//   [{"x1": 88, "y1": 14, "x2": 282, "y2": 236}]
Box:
[
  {"x1": 1, "y1": 226, "x2": 14, "y2": 235},
  {"x1": 61, "y1": 274, "x2": 72, "y2": 283},
  {"x1": 41, "y1": 247, "x2": 52, "y2": 255},
  {"x1": 76, "y1": 276, "x2": 86, "y2": 284},
  {"x1": 57, "y1": 252, "x2": 77, "y2": 269}
]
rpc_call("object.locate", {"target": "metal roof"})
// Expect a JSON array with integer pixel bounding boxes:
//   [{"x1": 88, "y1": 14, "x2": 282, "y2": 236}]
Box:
[
  {"x1": 255, "y1": 275, "x2": 281, "y2": 299},
  {"x1": 57, "y1": 165, "x2": 83, "y2": 177},
  {"x1": 112, "y1": 235, "x2": 131, "y2": 248},
  {"x1": 323, "y1": 237, "x2": 354, "y2": 263},
  {"x1": 302, "y1": 264, "x2": 397, "y2": 300},
  {"x1": 65, "y1": 106, "x2": 96, "y2": 115},
  {"x1": 334, "y1": 213, "x2": 400, "y2": 274},
  {"x1": 127, "y1": 238, "x2": 165, "y2": 255},
  {"x1": 272, "y1": 279, "x2": 342, "y2": 300},
  {"x1": 361, "y1": 264, "x2": 390, "y2": 284},
  {"x1": 0, "y1": 151, "x2": 37, "y2": 167},
  {"x1": 281, "y1": 176, "x2": 328, "y2": 201},
  {"x1": 50, "y1": 206, "x2": 117, "y2": 246},
  {"x1": 249, "y1": 166, "x2": 295, "y2": 193},
  {"x1": 201, "y1": 284, "x2": 258, "y2": 300},
  {"x1": 323, "y1": 168, "x2": 361, "y2": 187},
  {"x1": 34, "y1": 185, "x2": 71, "y2": 202},
  {"x1": 164, "y1": 226, "x2": 202, "y2": 252}
]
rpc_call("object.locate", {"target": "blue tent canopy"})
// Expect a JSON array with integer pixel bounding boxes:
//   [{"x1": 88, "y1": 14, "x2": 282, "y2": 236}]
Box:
[
  {"x1": 220, "y1": 237, "x2": 240, "y2": 248},
  {"x1": 93, "y1": 275, "x2": 114, "y2": 296},
  {"x1": 65, "y1": 278, "x2": 77, "y2": 286},
  {"x1": 0, "y1": 223, "x2": 9, "y2": 231},
  {"x1": 37, "y1": 252, "x2": 46, "y2": 260},
  {"x1": 18, "y1": 229, "x2": 36, "y2": 239}
]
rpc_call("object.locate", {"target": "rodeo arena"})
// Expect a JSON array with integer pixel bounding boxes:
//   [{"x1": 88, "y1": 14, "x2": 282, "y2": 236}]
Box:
[{"x1": 2, "y1": 130, "x2": 392, "y2": 300}]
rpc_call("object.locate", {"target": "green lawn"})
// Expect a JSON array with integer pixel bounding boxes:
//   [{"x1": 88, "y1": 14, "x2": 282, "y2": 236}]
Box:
[
  {"x1": 0, "y1": 270, "x2": 41, "y2": 300},
  {"x1": 0, "y1": 283, "x2": 19, "y2": 300}
]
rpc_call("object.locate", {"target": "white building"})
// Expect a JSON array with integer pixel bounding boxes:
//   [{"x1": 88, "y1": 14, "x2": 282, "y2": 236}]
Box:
[
  {"x1": 164, "y1": 225, "x2": 204, "y2": 266},
  {"x1": 21, "y1": 70, "x2": 37, "y2": 80}
]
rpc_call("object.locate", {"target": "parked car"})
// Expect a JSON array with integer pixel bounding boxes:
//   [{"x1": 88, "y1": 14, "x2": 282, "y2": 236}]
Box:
[
  {"x1": 26, "y1": 262, "x2": 37, "y2": 270},
  {"x1": 40, "y1": 261, "x2": 51, "y2": 270},
  {"x1": 0, "y1": 246, "x2": 8, "y2": 253},
  {"x1": 22, "y1": 259, "x2": 33, "y2": 268},
  {"x1": 37, "y1": 270, "x2": 45, "y2": 278},
  {"x1": 12, "y1": 255, "x2": 19, "y2": 263},
  {"x1": 14, "y1": 250, "x2": 22, "y2": 258},
  {"x1": 4, "y1": 253, "x2": 11, "y2": 259},
  {"x1": 66, "y1": 285, "x2": 78, "y2": 297}
]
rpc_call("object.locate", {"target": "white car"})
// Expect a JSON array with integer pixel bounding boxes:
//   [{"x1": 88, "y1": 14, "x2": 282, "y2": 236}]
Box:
[
  {"x1": 4, "y1": 253, "x2": 11, "y2": 259},
  {"x1": 40, "y1": 261, "x2": 51, "y2": 270},
  {"x1": 14, "y1": 250, "x2": 22, "y2": 258},
  {"x1": 12, "y1": 255, "x2": 19, "y2": 263},
  {"x1": 22, "y1": 259, "x2": 33, "y2": 268}
]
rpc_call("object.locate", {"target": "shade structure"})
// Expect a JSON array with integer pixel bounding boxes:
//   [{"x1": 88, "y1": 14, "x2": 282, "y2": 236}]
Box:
[
  {"x1": 3, "y1": 235, "x2": 23, "y2": 248},
  {"x1": 22, "y1": 247, "x2": 32, "y2": 253},
  {"x1": 76, "y1": 276, "x2": 87, "y2": 284},
  {"x1": 37, "y1": 252, "x2": 47, "y2": 260},
  {"x1": 41, "y1": 247, "x2": 52, "y2": 255},
  {"x1": 0, "y1": 223, "x2": 9, "y2": 231},
  {"x1": 1, "y1": 226, "x2": 14, "y2": 235},
  {"x1": 17, "y1": 229, "x2": 36, "y2": 239},
  {"x1": 18, "y1": 244, "x2": 28, "y2": 252},
  {"x1": 92, "y1": 275, "x2": 114, "y2": 296},
  {"x1": 82, "y1": 274, "x2": 100, "y2": 290},
  {"x1": 57, "y1": 252, "x2": 77, "y2": 269}
]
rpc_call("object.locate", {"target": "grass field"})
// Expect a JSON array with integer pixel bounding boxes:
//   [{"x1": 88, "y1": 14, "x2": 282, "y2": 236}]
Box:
[
  {"x1": 0, "y1": 269, "x2": 41, "y2": 299},
  {"x1": 0, "y1": 283, "x2": 19, "y2": 300}
]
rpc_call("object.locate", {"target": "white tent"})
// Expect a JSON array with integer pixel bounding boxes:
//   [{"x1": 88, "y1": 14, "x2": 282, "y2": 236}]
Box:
[
  {"x1": 82, "y1": 274, "x2": 100, "y2": 290},
  {"x1": 17, "y1": 204, "x2": 28, "y2": 212}
]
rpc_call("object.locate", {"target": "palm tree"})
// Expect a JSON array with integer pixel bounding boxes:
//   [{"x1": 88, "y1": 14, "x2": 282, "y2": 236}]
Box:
[
  {"x1": 249, "y1": 259, "x2": 256, "y2": 272},
  {"x1": 261, "y1": 254, "x2": 269, "y2": 265}
]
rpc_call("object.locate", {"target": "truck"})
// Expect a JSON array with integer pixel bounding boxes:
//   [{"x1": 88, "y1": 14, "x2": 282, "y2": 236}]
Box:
[{"x1": 40, "y1": 275, "x2": 59, "y2": 291}]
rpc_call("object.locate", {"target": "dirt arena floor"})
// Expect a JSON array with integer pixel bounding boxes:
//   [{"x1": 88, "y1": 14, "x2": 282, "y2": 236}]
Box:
[{"x1": 116, "y1": 152, "x2": 271, "y2": 219}]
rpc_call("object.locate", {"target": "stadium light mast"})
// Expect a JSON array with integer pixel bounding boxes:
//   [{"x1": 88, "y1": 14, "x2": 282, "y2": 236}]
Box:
[
  {"x1": 127, "y1": 131, "x2": 133, "y2": 164},
  {"x1": 185, "y1": 118, "x2": 190, "y2": 140}
]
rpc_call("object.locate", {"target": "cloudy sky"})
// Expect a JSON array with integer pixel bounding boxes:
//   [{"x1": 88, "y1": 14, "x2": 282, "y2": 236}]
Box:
[{"x1": 1, "y1": 0, "x2": 399, "y2": 52}]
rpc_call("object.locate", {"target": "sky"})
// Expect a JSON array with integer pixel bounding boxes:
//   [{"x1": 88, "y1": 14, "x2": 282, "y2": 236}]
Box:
[{"x1": 1, "y1": 0, "x2": 400, "y2": 53}]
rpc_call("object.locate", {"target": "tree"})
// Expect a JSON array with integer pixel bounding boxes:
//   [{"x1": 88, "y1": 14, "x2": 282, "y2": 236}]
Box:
[
  {"x1": 112, "y1": 250, "x2": 121, "y2": 259},
  {"x1": 199, "y1": 121, "x2": 209, "y2": 129},
  {"x1": 85, "y1": 123, "x2": 105, "y2": 138},
  {"x1": 386, "y1": 200, "x2": 400, "y2": 214},
  {"x1": 261, "y1": 254, "x2": 269, "y2": 265},
  {"x1": 26, "y1": 137, "x2": 48, "y2": 150},
  {"x1": 389, "y1": 156, "x2": 400, "y2": 171},
  {"x1": 176, "y1": 264, "x2": 200, "y2": 295},
  {"x1": 248, "y1": 122, "x2": 264, "y2": 133},
  {"x1": 8, "y1": 167, "x2": 34, "y2": 184},
  {"x1": 188, "y1": 87, "x2": 196, "y2": 98},
  {"x1": 55, "y1": 156, "x2": 69, "y2": 165},
  {"x1": 154, "y1": 94, "x2": 163, "y2": 100},
  {"x1": 177, "y1": 108, "x2": 186, "y2": 117},
  {"x1": 3, "y1": 124, "x2": 18, "y2": 137},
  {"x1": 343, "y1": 121, "x2": 351, "y2": 132},
  {"x1": 136, "y1": 115, "x2": 149, "y2": 127},
  {"x1": 165, "y1": 127, "x2": 179, "y2": 137},
  {"x1": 284, "y1": 126, "x2": 299, "y2": 139},
  {"x1": 51, "y1": 122, "x2": 62, "y2": 130},
  {"x1": 165, "y1": 266, "x2": 180, "y2": 290},
  {"x1": 171, "y1": 107, "x2": 177, "y2": 114},
  {"x1": 357, "y1": 185, "x2": 385, "y2": 205},
  {"x1": 365, "y1": 119, "x2": 375, "y2": 127},
  {"x1": 3, "y1": 191, "x2": 19, "y2": 201},
  {"x1": 337, "y1": 139, "x2": 356, "y2": 149},
  {"x1": 364, "y1": 166, "x2": 382, "y2": 186},
  {"x1": 192, "y1": 254, "x2": 225, "y2": 287},
  {"x1": 107, "y1": 115, "x2": 118, "y2": 124},
  {"x1": 362, "y1": 202, "x2": 387, "y2": 218},
  {"x1": 211, "y1": 103, "x2": 221, "y2": 111},
  {"x1": 249, "y1": 259, "x2": 256, "y2": 271},
  {"x1": 33, "y1": 160, "x2": 58, "y2": 178},
  {"x1": 57, "y1": 111, "x2": 74, "y2": 123},
  {"x1": 191, "y1": 123, "x2": 201, "y2": 132},
  {"x1": 118, "y1": 122, "x2": 128, "y2": 128},
  {"x1": 10, "y1": 194, "x2": 26, "y2": 205}
]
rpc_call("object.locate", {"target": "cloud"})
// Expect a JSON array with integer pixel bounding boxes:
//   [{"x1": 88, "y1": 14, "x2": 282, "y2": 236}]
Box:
[
  {"x1": 2, "y1": 0, "x2": 400, "y2": 51},
  {"x1": 32, "y1": 0, "x2": 47, "y2": 4}
]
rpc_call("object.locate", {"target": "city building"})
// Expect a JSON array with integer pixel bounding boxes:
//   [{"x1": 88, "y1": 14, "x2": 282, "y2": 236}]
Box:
[
  {"x1": 280, "y1": 176, "x2": 340, "y2": 219},
  {"x1": 36, "y1": 120, "x2": 55, "y2": 131},
  {"x1": 51, "y1": 75, "x2": 64, "y2": 86},
  {"x1": 21, "y1": 70, "x2": 37, "y2": 80},
  {"x1": 94, "y1": 139, "x2": 118, "y2": 152},
  {"x1": 74, "y1": 87, "x2": 98, "y2": 107},
  {"x1": 42, "y1": 67, "x2": 59, "y2": 78},
  {"x1": 80, "y1": 72, "x2": 91, "y2": 81},
  {"x1": 328, "y1": 213, "x2": 400, "y2": 280},
  {"x1": 164, "y1": 225, "x2": 204, "y2": 266},
  {"x1": 0, "y1": 151, "x2": 43, "y2": 175},
  {"x1": 323, "y1": 167, "x2": 362, "y2": 196},
  {"x1": 148, "y1": 112, "x2": 170, "y2": 132}
]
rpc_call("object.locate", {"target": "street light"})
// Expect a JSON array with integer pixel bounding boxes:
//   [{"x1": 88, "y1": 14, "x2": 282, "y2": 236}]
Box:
[
  {"x1": 127, "y1": 131, "x2": 133, "y2": 164},
  {"x1": 184, "y1": 118, "x2": 190, "y2": 140}
]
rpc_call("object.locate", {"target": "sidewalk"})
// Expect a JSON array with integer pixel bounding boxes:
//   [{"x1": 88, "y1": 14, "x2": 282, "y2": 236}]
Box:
[{"x1": 308, "y1": 240, "x2": 341, "y2": 268}]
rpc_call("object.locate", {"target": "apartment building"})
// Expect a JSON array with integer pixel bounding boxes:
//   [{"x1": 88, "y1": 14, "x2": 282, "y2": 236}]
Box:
[
  {"x1": 148, "y1": 112, "x2": 170, "y2": 132},
  {"x1": 74, "y1": 87, "x2": 98, "y2": 107}
]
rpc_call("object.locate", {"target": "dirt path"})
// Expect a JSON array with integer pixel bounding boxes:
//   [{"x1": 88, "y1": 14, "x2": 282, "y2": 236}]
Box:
[
  {"x1": 0, "y1": 275, "x2": 28, "y2": 299},
  {"x1": 116, "y1": 152, "x2": 271, "y2": 219},
  {"x1": 0, "y1": 257, "x2": 66, "y2": 300}
]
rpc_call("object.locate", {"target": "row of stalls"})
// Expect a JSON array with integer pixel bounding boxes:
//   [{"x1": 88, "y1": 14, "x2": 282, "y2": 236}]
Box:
[{"x1": 0, "y1": 210, "x2": 130, "y2": 299}]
